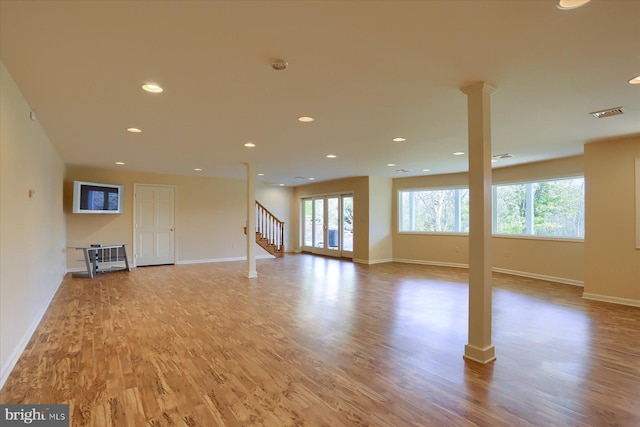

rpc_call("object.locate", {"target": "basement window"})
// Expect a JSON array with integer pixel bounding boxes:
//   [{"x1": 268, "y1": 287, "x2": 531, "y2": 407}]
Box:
[
  {"x1": 493, "y1": 177, "x2": 584, "y2": 238},
  {"x1": 398, "y1": 188, "x2": 469, "y2": 233}
]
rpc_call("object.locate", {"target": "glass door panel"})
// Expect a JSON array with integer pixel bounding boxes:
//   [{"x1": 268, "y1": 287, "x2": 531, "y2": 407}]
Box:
[
  {"x1": 303, "y1": 199, "x2": 313, "y2": 247},
  {"x1": 342, "y1": 195, "x2": 354, "y2": 255},
  {"x1": 313, "y1": 199, "x2": 324, "y2": 248},
  {"x1": 327, "y1": 197, "x2": 340, "y2": 252},
  {"x1": 301, "y1": 194, "x2": 354, "y2": 258}
]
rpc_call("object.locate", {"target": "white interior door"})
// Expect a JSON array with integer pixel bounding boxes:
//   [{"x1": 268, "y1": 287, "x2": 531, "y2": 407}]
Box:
[{"x1": 134, "y1": 184, "x2": 175, "y2": 266}]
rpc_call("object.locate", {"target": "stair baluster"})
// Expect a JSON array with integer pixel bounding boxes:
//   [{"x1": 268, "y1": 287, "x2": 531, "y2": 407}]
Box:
[{"x1": 245, "y1": 201, "x2": 284, "y2": 257}]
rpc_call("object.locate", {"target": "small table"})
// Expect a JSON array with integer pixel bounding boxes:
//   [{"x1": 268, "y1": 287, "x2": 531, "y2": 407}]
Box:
[{"x1": 72, "y1": 244, "x2": 131, "y2": 278}]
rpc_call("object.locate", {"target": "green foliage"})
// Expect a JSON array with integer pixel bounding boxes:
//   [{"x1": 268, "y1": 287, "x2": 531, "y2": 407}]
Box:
[
  {"x1": 400, "y1": 189, "x2": 468, "y2": 232},
  {"x1": 533, "y1": 179, "x2": 584, "y2": 237},
  {"x1": 401, "y1": 178, "x2": 584, "y2": 238},
  {"x1": 495, "y1": 184, "x2": 527, "y2": 234},
  {"x1": 495, "y1": 178, "x2": 584, "y2": 237},
  {"x1": 343, "y1": 197, "x2": 354, "y2": 233}
]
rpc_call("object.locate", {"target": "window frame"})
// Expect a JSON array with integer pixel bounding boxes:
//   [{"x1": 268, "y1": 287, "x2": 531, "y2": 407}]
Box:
[
  {"x1": 397, "y1": 175, "x2": 585, "y2": 241},
  {"x1": 492, "y1": 176, "x2": 584, "y2": 240},
  {"x1": 397, "y1": 186, "x2": 469, "y2": 234}
]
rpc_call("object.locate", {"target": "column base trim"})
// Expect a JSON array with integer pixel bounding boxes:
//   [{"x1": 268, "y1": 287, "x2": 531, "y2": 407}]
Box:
[{"x1": 464, "y1": 344, "x2": 496, "y2": 364}]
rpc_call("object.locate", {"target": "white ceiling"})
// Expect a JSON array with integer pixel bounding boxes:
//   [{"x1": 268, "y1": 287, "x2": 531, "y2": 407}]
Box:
[{"x1": 1, "y1": 0, "x2": 638, "y2": 186}]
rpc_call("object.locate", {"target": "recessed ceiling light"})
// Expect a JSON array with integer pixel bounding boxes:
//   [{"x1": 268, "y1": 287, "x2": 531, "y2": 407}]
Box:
[
  {"x1": 126, "y1": 127, "x2": 142, "y2": 133},
  {"x1": 493, "y1": 153, "x2": 514, "y2": 159},
  {"x1": 422, "y1": 168, "x2": 430, "y2": 172},
  {"x1": 326, "y1": 154, "x2": 337, "y2": 158},
  {"x1": 141, "y1": 83, "x2": 163, "y2": 93},
  {"x1": 257, "y1": 173, "x2": 265, "y2": 176},
  {"x1": 453, "y1": 151, "x2": 465, "y2": 156},
  {"x1": 629, "y1": 75, "x2": 640, "y2": 85},
  {"x1": 491, "y1": 159, "x2": 498, "y2": 163},
  {"x1": 279, "y1": 183, "x2": 285, "y2": 186},
  {"x1": 589, "y1": 107, "x2": 624, "y2": 119},
  {"x1": 115, "y1": 161, "x2": 125, "y2": 165},
  {"x1": 271, "y1": 59, "x2": 288, "y2": 71},
  {"x1": 392, "y1": 137, "x2": 406, "y2": 142},
  {"x1": 557, "y1": 0, "x2": 591, "y2": 10},
  {"x1": 194, "y1": 168, "x2": 203, "y2": 171},
  {"x1": 244, "y1": 142, "x2": 256, "y2": 147},
  {"x1": 387, "y1": 163, "x2": 396, "y2": 167},
  {"x1": 308, "y1": 177, "x2": 315, "y2": 180},
  {"x1": 298, "y1": 116, "x2": 315, "y2": 123}
]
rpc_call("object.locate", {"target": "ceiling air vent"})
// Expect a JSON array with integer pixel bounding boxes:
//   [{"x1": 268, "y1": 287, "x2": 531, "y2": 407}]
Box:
[
  {"x1": 589, "y1": 107, "x2": 623, "y2": 119},
  {"x1": 493, "y1": 153, "x2": 514, "y2": 159},
  {"x1": 396, "y1": 168, "x2": 413, "y2": 173}
]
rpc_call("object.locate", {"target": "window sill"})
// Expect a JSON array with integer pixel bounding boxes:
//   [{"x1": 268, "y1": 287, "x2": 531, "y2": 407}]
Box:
[{"x1": 397, "y1": 232, "x2": 584, "y2": 243}]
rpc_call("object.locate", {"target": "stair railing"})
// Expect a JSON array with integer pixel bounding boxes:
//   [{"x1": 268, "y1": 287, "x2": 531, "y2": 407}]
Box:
[{"x1": 256, "y1": 201, "x2": 285, "y2": 253}]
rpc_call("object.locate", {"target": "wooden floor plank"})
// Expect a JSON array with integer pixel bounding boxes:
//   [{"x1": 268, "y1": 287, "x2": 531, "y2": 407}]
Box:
[{"x1": 1, "y1": 254, "x2": 639, "y2": 426}]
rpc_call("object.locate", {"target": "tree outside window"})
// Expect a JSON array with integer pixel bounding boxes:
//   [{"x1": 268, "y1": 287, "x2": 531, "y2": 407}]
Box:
[{"x1": 399, "y1": 177, "x2": 584, "y2": 238}]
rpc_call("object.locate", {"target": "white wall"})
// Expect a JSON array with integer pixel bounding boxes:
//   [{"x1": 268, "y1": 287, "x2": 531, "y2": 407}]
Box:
[
  {"x1": 392, "y1": 157, "x2": 585, "y2": 284},
  {"x1": 65, "y1": 167, "x2": 294, "y2": 269},
  {"x1": 584, "y1": 135, "x2": 640, "y2": 305},
  {"x1": 256, "y1": 184, "x2": 294, "y2": 251},
  {"x1": 0, "y1": 61, "x2": 66, "y2": 388},
  {"x1": 368, "y1": 177, "x2": 393, "y2": 263}
]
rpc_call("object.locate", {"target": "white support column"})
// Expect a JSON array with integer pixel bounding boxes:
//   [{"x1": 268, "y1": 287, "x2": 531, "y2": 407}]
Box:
[
  {"x1": 461, "y1": 81, "x2": 496, "y2": 364},
  {"x1": 245, "y1": 162, "x2": 257, "y2": 278}
]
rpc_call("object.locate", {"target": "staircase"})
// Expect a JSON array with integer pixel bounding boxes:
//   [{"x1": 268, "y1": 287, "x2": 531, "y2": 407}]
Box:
[{"x1": 246, "y1": 201, "x2": 285, "y2": 258}]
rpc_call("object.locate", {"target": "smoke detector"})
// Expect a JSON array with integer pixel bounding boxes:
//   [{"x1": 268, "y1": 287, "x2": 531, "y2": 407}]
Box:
[
  {"x1": 270, "y1": 59, "x2": 288, "y2": 71},
  {"x1": 589, "y1": 107, "x2": 623, "y2": 119}
]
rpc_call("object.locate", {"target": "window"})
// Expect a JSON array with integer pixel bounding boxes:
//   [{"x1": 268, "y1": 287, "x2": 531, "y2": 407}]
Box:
[
  {"x1": 398, "y1": 176, "x2": 584, "y2": 239},
  {"x1": 399, "y1": 188, "x2": 469, "y2": 232},
  {"x1": 494, "y1": 177, "x2": 584, "y2": 238}
]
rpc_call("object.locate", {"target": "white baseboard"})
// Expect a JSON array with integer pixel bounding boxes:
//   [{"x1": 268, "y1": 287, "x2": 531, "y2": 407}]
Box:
[
  {"x1": 0, "y1": 273, "x2": 65, "y2": 390},
  {"x1": 353, "y1": 258, "x2": 393, "y2": 265},
  {"x1": 582, "y1": 293, "x2": 640, "y2": 308},
  {"x1": 177, "y1": 254, "x2": 274, "y2": 265},
  {"x1": 67, "y1": 255, "x2": 277, "y2": 271},
  {"x1": 492, "y1": 267, "x2": 584, "y2": 287},
  {"x1": 392, "y1": 258, "x2": 583, "y2": 286},
  {"x1": 393, "y1": 258, "x2": 469, "y2": 269}
]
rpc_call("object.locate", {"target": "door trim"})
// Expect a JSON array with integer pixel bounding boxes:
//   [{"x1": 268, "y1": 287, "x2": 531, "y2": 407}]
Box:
[{"x1": 300, "y1": 192, "x2": 353, "y2": 258}]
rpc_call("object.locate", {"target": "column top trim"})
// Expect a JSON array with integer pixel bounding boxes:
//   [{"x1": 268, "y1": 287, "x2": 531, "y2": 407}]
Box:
[{"x1": 460, "y1": 81, "x2": 497, "y2": 95}]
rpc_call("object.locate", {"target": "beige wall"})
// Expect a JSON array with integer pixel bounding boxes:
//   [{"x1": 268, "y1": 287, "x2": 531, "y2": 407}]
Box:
[
  {"x1": 584, "y1": 135, "x2": 640, "y2": 304},
  {"x1": 392, "y1": 157, "x2": 585, "y2": 284},
  {"x1": 256, "y1": 185, "x2": 294, "y2": 240},
  {"x1": 368, "y1": 177, "x2": 393, "y2": 263},
  {"x1": 293, "y1": 177, "x2": 369, "y2": 260},
  {"x1": 1, "y1": 62, "x2": 67, "y2": 386},
  {"x1": 492, "y1": 237, "x2": 583, "y2": 284},
  {"x1": 493, "y1": 155, "x2": 584, "y2": 183},
  {"x1": 65, "y1": 167, "x2": 292, "y2": 270}
]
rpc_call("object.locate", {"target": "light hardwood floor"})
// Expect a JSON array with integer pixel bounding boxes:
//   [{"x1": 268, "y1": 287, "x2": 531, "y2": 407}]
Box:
[{"x1": 1, "y1": 254, "x2": 639, "y2": 426}]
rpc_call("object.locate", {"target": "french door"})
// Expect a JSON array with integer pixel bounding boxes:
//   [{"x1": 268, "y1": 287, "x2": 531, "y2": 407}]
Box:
[{"x1": 302, "y1": 194, "x2": 353, "y2": 258}]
